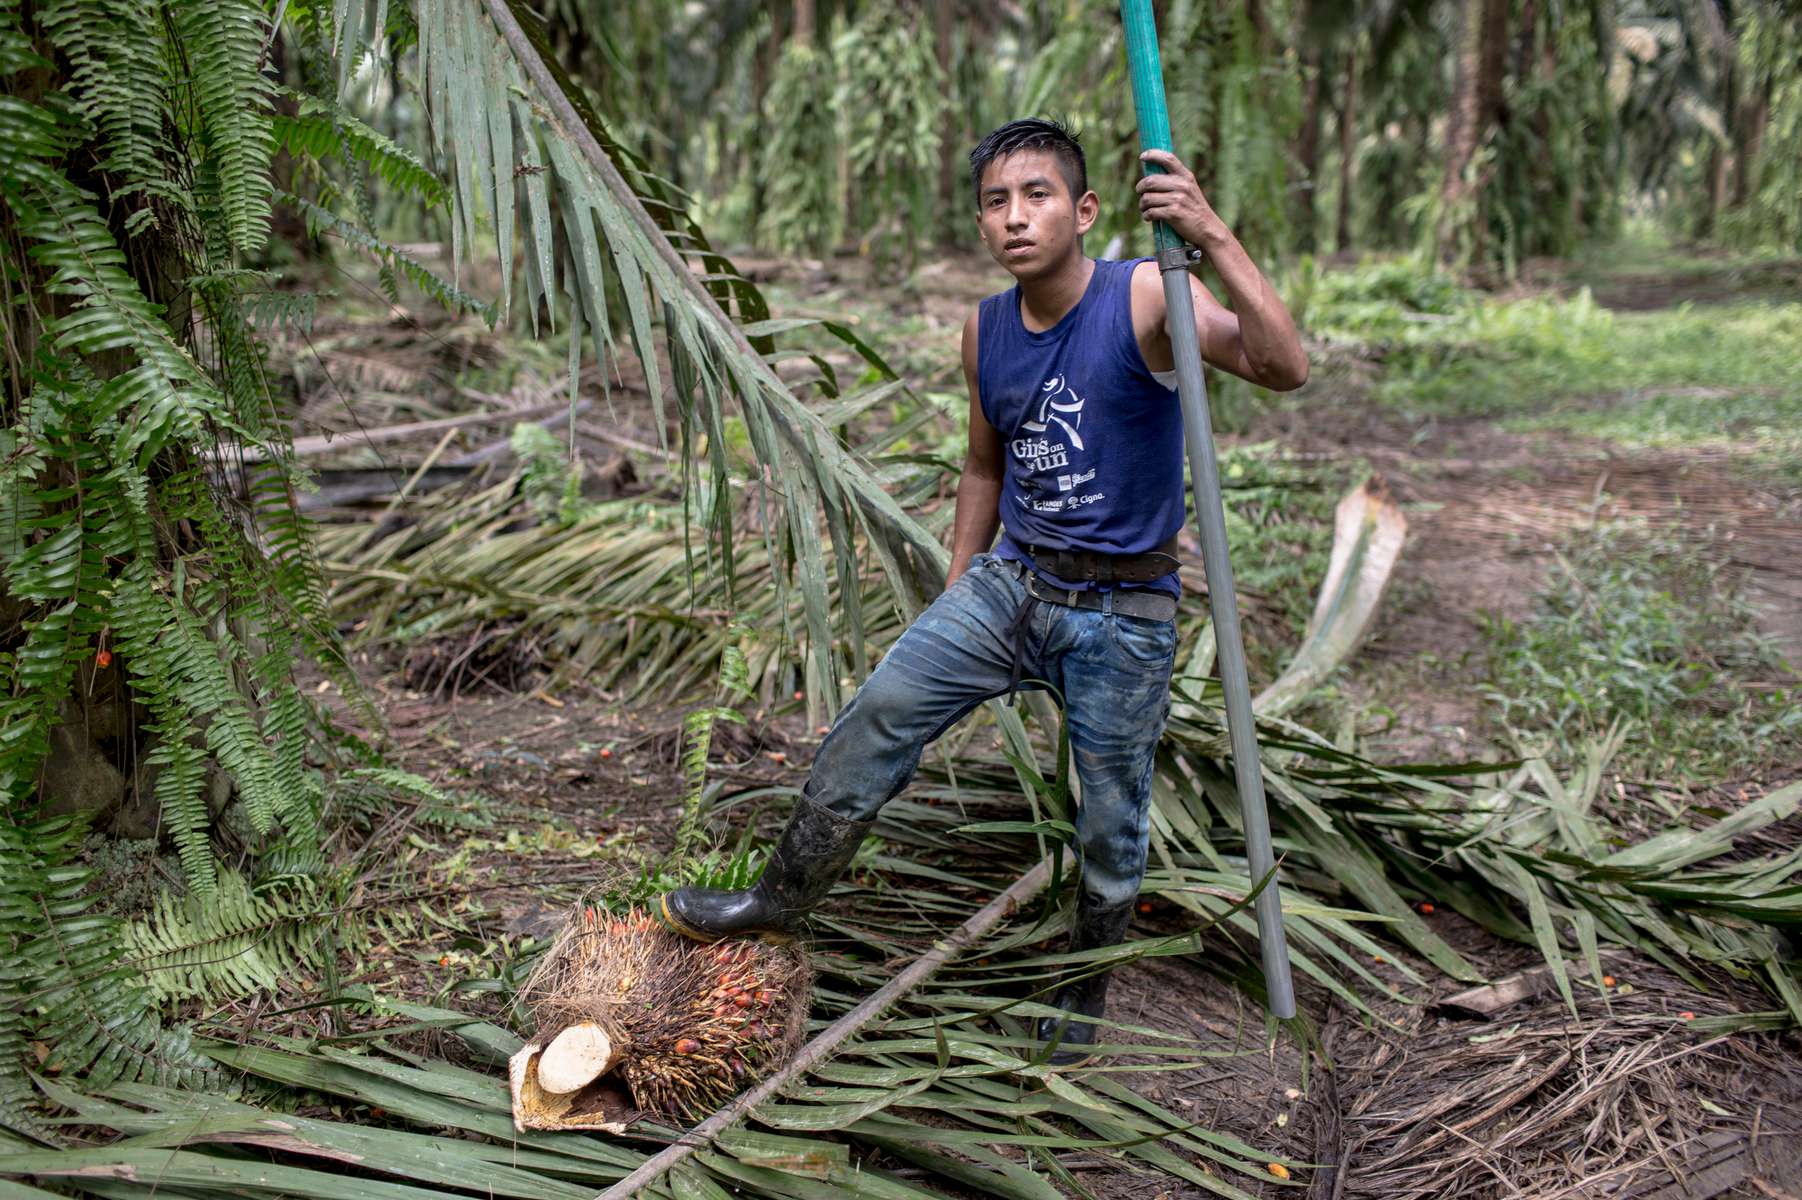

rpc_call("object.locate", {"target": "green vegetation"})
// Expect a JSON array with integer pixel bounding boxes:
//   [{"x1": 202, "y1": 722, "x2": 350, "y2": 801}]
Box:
[
  {"x1": 1481, "y1": 521, "x2": 1799, "y2": 782},
  {"x1": 583, "y1": 0, "x2": 1801, "y2": 272},
  {"x1": 1296, "y1": 256, "x2": 1802, "y2": 480},
  {"x1": 4, "y1": 0, "x2": 1800, "y2": 1189},
  {"x1": 1217, "y1": 447, "x2": 1361, "y2": 669},
  {"x1": 1506, "y1": 305, "x2": 1802, "y2": 478}
]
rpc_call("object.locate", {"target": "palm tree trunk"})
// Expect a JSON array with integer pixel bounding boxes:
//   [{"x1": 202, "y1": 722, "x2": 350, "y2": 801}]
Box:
[
  {"x1": 1335, "y1": 42, "x2": 1358, "y2": 253},
  {"x1": 1295, "y1": 45, "x2": 1325, "y2": 253},
  {"x1": 1244, "y1": 0, "x2": 1274, "y2": 53},
  {"x1": 934, "y1": 0, "x2": 957, "y2": 244},
  {"x1": 1703, "y1": 143, "x2": 1729, "y2": 238},
  {"x1": 747, "y1": 6, "x2": 790, "y2": 230},
  {"x1": 1732, "y1": 83, "x2": 1771, "y2": 208},
  {"x1": 1435, "y1": 0, "x2": 1507, "y2": 263}
]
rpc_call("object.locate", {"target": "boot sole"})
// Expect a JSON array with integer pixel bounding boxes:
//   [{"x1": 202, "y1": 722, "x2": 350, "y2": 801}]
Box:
[{"x1": 657, "y1": 894, "x2": 796, "y2": 945}]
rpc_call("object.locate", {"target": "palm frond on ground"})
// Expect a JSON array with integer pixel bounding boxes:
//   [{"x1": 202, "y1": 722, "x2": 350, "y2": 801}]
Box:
[
  {"x1": 314, "y1": 437, "x2": 1802, "y2": 1027},
  {"x1": 3, "y1": 729, "x2": 1794, "y2": 1195},
  {"x1": 4, "y1": 839, "x2": 1282, "y2": 1199}
]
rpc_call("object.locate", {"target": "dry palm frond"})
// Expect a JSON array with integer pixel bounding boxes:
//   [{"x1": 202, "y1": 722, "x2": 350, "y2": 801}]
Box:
[
  {"x1": 6, "y1": 753, "x2": 1794, "y2": 1197},
  {"x1": 388, "y1": 0, "x2": 945, "y2": 727},
  {"x1": 318, "y1": 481, "x2": 917, "y2": 706},
  {"x1": 9, "y1": 848, "x2": 1270, "y2": 1199},
  {"x1": 1332, "y1": 955, "x2": 1802, "y2": 1200},
  {"x1": 320, "y1": 463, "x2": 1802, "y2": 1025}
]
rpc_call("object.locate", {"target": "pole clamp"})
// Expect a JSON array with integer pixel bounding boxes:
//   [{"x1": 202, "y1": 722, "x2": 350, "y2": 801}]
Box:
[{"x1": 1156, "y1": 244, "x2": 1203, "y2": 272}]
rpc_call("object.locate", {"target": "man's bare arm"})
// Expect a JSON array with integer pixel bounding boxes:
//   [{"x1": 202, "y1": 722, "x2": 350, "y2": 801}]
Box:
[
  {"x1": 1132, "y1": 149, "x2": 1308, "y2": 392},
  {"x1": 947, "y1": 310, "x2": 1004, "y2": 589}
]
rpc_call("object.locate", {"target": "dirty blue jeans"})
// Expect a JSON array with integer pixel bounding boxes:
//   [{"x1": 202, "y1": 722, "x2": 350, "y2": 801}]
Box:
[{"x1": 804, "y1": 552, "x2": 1177, "y2": 907}]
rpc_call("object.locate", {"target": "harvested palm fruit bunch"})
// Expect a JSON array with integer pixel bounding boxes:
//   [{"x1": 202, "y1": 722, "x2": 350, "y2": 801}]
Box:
[{"x1": 507, "y1": 903, "x2": 809, "y2": 1131}]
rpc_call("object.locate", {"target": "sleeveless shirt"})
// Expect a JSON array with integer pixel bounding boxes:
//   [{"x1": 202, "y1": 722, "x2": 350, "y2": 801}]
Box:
[{"x1": 976, "y1": 256, "x2": 1185, "y2": 597}]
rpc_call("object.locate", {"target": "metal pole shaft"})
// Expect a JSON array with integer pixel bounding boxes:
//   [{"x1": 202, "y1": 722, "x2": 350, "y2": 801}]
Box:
[{"x1": 1118, "y1": 0, "x2": 1296, "y2": 1019}]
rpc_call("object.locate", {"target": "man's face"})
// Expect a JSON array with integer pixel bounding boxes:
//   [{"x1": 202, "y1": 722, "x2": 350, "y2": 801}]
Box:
[{"x1": 975, "y1": 149, "x2": 1098, "y2": 280}]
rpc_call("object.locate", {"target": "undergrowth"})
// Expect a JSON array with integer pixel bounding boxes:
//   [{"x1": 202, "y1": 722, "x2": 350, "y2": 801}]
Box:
[
  {"x1": 1479, "y1": 520, "x2": 1800, "y2": 783},
  {"x1": 1217, "y1": 444, "x2": 1360, "y2": 672},
  {"x1": 1292, "y1": 256, "x2": 1802, "y2": 480}
]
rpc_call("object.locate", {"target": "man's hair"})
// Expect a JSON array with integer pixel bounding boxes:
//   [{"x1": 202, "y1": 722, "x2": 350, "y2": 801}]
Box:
[{"x1": 968, "y1": 118, "x2": 1087, "y2": 209}]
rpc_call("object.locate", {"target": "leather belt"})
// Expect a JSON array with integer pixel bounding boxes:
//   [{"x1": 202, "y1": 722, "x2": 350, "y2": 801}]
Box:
[
  {"x1": 1019, "y1": 536, "x2": 1181, "y2": 585},
  {"x1": 1001, "y1": 559, "x2": 1178, "y2": 623}
]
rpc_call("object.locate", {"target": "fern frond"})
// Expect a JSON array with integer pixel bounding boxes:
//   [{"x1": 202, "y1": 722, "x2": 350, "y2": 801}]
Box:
[
  {"x1": 106, "y1": 562, "x2": 220, "y2": 896},
  {"x1": 168, "y1": 0, "x2": 275, "y2": 258},
  {"x1": 280, "y1": 191, "x2": 496, "y2": 320},
  {"x1": 1, "y1": 817, "x2": 217, "y2": 1119},
  {"x1": 274, "y1": 94, "x2": 448, "y2": 208},
  {"x1": 342, "y1": 766, "x2": 446, "y2": 804},
  {"x1": 1, "y1": 0, "x2": 362, "y2": 1124},
  {"x1": 0, "y1": 376, "x2": 115, "y2": 800},
  {"x1": 15, "y1": 186, "x2": 232, "y2": 463},
  {"x1": 34, "y1": 0, "x2": 180, "y2": 220},
  {"x1": 122, "y1": 870, "x2": 355, "y2": 1005},
  {"x1": 241, "y1": 288, "x2": 323, "y2": 336}
]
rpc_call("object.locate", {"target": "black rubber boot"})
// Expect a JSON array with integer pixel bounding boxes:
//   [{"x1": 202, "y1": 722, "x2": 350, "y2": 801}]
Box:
[
  {"x1": 1035, "y1": 893, "x2": 1136, "y2": 1067},
  {"x1": 660, "y1": 795, "x2": 874, "y2": 942}
]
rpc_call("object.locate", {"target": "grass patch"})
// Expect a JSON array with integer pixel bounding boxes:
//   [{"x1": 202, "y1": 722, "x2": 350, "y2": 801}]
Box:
[
  {"x1": 1565, "y1": 219, "x2": 1796, "y2": 276},
  {"x1": 1479, "y1": 520, "x2": 1799, "y2": 783},
  {"x1": 1218, "y1": 445, "x2": 1362, "y2": 670},
  {"x1": 1502, "y1": 304, "x2": 1802, "y2": 475},
  {"x1": 1293, "y1": 256, "x2": 1802, "y2": 480}
]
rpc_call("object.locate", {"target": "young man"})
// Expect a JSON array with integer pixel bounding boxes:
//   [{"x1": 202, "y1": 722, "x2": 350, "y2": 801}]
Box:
[{"x1": 664, "y1": 118, "x2": 1307, "y2": 1062}]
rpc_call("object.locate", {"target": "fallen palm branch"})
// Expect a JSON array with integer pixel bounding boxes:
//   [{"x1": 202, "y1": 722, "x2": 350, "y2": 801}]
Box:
[
  {"x1": 1145, "y1": 713, "x2": 1802, "y2": 1020},
  {"x1": 1254, "y1": 475, "x2": 1408, "y2": 717},
  {"x1": 317, "y1": 460, "x2": 1802, "y2": 1022},
  {"x1": 3, "y1": 848, "x2": 1290, "y2": 1199},
  {"x1": 4, "y1": 730, "x2": 1790, "y2": 1196},
  {"x1": 317, "y1": 484, "x2": 916, "y2": 705}
]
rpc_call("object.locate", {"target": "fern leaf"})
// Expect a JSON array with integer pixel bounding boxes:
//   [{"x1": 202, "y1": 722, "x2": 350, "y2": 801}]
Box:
[
  {"x1": 34, "y1": 0, "x2": 179, "y2": 220},
  {"x1": 123, "y1": 871, "x2": 354, "y2": 1005},
  {"x1": 152, "y1": 736, "x2": 216, "y2": 898},
  {"x1": 280, "y1": 191, "x2": 496, "y2": 320},
  {"x1": 272, "y1": 95, "x2": 449, "y2": 207},
  {"x1": 1, "y1": 818, "x2": 216, "y2": 1122},
  {"x1": 169, "y1": 0, "x2": 275, "y2": 257}
]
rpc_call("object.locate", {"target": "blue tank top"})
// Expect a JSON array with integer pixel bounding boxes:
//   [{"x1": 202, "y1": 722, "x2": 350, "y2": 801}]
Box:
[{"x1": 977, "y1": 256, "x2": 1185, "y2": 596}]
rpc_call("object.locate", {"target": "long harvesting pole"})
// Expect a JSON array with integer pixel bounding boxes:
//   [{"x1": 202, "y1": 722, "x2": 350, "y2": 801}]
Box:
[{"x1": 1118, "y1": 0, "x2": 1296, "y2": 1019}]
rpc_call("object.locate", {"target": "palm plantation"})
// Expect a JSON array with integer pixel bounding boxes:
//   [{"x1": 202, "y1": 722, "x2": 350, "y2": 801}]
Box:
[{"x1": 3, "y1": 0, "x2": 1799, "y2": 1194}]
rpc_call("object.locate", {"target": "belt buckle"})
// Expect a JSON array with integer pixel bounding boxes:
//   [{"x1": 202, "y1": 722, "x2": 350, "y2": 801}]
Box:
[{"x1": 1025, "y1": 573, "x2": 1076, "y2": 607}]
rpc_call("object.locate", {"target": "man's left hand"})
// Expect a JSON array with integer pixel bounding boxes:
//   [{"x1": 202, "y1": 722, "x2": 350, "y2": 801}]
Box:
[{"x1": 1135, "y1": 150, "x2": 1224, "y2": 249}]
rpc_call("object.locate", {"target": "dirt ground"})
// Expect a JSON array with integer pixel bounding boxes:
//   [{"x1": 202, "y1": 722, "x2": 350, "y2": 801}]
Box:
[
  {"x1": 329, "y1": 658, "x2": 1802, "y2": 1199},
  {"x1": 1250, "y1": 398, "x2": 1802, "y2": 764},
  {"x1": 297, "y1": 248, "x2": 1802, "y2": 1198}
]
